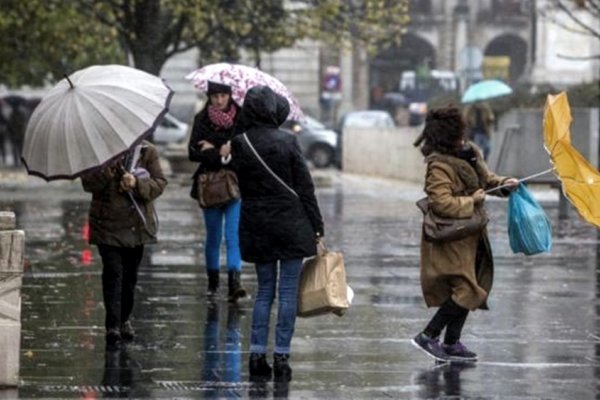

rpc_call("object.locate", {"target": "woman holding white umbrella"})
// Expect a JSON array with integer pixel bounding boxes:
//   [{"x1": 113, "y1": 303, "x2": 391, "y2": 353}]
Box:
[
  {"x1": 81, "y1": 143, "x2": 167, "y2": 348},
  {"x1": 21, "y1": 64, "x2": 174, "y2": 348}
]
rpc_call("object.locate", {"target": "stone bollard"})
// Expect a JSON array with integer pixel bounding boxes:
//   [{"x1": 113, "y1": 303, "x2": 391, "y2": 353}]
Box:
[{"x1": 0, "y1": 211, "x2": 25, "y2": 387}]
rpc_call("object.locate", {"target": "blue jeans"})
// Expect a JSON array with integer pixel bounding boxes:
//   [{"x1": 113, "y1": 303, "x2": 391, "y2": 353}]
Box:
[
  {"x1": 202, "y1": 304, "x2": 241, "y2": 397},
  {"x1": 250, "y1": 258, "x2": 303, "y2": 355},
  {"x1": 202, "y1": 200, "x2": 241, "y2": 272}
]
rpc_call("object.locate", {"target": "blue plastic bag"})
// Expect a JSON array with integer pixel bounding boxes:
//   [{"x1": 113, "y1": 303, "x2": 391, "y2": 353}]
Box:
[{"x1": 508, "y1": 184, "x2": 552, "y2": 255}]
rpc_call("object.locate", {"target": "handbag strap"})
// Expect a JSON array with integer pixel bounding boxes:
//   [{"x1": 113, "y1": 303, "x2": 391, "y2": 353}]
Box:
[{"x1": 243, "y1": 133, "x2": 299, "y2": 198}]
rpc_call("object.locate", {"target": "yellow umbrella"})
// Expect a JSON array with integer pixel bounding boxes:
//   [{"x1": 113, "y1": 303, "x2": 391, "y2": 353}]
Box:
[{"x1": 543, "y1": 91, "x2": 600, "y2": 228}]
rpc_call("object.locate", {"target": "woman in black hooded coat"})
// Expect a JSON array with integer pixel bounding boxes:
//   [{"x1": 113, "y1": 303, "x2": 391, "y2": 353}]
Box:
[{"x1": 222, "y1": 85, "x2": 323, "y2": 381}]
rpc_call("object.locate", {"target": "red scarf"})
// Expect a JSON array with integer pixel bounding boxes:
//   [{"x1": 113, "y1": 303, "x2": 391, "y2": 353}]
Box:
[{"x1": 208, "y1": 105, "x2": 237, "y2": 129}]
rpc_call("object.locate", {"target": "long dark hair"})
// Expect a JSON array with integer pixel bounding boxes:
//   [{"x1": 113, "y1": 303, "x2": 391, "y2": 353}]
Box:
[{"x1": 420, "y1": 105, "x2": 465, "y2": 157}]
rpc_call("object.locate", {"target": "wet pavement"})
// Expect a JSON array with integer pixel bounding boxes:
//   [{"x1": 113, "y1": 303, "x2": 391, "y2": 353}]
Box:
[{"x1": 0, "y1": 169, "x2": 598, "y2": 399}]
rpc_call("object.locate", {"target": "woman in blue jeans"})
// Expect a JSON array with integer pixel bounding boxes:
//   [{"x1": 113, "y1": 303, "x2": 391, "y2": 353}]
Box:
[
  {"x1": 189, "y1": 81, "x2": 246, "y2": 302},
  {"x1": 222, "y1": 86, "x2": 324, "y2": 382}
]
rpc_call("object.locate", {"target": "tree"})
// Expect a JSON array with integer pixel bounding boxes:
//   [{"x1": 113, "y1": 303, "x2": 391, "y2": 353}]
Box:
[
  {"x1": 194, "y1": 0, "x2": 296, "y2": 68},
  {"x1": 0, "y1": 0, "x2": 411, "y2": 85},
  {"x1": 295, "y1": 0, "x2": 411, "y2": 54},
  {"x1": 0, "y1": 0, "x2": 124, "y2": 86},
  {"x1": 538, "y1": 0, "x2": 600, "y2": 59}
]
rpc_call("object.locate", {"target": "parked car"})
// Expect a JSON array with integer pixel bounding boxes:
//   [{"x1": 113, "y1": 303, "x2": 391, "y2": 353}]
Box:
[
  {"x1": 154, "y1": 113, "x2": 189, "y2": 144},
  {"x1": 338, "y1": 110, "x2": 395, "y2": 131},
  {"x1": 333, "y1": 110, "x2": 396, "y2": 170},
  {"x1": 281, "y1": 116, "x2": 339, "y2": 168}
]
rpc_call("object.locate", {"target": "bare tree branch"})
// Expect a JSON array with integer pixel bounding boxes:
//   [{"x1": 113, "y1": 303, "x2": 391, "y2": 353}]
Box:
[
  {"x1": 552, "y1": 0, "x2": 600, "y2": 39},
  {"x1": 557, "y1": 52, "x2": 600, "y2": 59}
]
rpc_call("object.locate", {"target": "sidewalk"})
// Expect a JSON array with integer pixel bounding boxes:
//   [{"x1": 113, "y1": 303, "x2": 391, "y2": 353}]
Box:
[{"x1": 1, "y1": 165, "x2": 596, "y2": 399}]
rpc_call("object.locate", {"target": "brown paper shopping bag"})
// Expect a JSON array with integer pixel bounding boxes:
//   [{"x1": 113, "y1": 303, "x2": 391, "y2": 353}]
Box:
[{"x1": 297, "y1": 243, "x2": 349, "y2": 318}]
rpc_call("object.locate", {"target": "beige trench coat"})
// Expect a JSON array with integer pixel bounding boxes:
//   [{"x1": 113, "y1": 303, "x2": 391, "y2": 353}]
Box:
[{"x1": 420, "y1": 149, "x2": 509, "y2": 311}]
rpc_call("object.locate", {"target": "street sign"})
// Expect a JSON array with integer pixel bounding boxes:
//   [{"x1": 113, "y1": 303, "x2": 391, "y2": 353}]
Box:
[{"x1": 322, "y1": 65, "x2": 341, "y2": 92}]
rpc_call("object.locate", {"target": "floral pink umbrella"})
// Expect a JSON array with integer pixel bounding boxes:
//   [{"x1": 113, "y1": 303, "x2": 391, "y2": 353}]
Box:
[{"x1": 185, "y1": 63, "x2": 305, "y2": 121}]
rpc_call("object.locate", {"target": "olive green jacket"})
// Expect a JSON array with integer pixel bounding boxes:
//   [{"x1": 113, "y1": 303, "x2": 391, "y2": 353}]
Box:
[{"x1": 81, "y1": 142, "x2": 167, "y2": 248}]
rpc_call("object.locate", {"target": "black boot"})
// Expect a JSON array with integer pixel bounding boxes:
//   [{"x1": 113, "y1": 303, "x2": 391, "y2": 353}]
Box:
[
  {"x1": 249, "y1": 353, "x2": 272, "y2": 379},
  {"x1": 120, "y1": 320, "x2": 135, "y2": 341},
  {"x1": 227, "y1": 271, "x2": 246, "y2": 303},
  {"x1": 207, "y1": 270, "x2": 219, "y2": 296},
  {"x1": 273, "y1": 353, "x2": 292, "y2": 382},
  {"x1": 105, "y1": 328, "x2": 122, "y2": 351}
]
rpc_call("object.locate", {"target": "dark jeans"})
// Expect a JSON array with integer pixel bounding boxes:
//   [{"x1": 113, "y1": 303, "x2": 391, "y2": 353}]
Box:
[
  {"x1": 97, "y1": 244, "x2": 144, "y2": 331},
  {"x1": 424, "y1": 298, "x2": 469, "y2": 345}
]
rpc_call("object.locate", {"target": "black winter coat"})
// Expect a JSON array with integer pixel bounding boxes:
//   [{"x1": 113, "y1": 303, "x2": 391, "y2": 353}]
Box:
[
  {"x1": 188, "y1": 102, "x2": 240, "y2": 199},
  {"x1": 230, "y1": 86, "x2": 324, "y2": 263}
]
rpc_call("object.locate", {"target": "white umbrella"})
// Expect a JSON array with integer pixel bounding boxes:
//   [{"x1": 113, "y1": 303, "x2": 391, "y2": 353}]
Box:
[{"x1": 22, "y1": 64, "x2": 173, "y2": 180}]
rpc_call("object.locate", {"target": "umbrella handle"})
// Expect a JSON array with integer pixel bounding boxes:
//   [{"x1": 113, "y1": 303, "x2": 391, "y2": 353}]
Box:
[{"x1": 485, "y1": 168, "x2": 554, "y2": 194}]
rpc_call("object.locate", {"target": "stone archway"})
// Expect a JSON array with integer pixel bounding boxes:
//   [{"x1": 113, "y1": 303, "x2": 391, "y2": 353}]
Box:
[
  {"x1": 484, "y1": 34, "x2": 528, "y2": 83},
  {"x1": 369, "y1": 33, "x2": 436, "y2": 95}
]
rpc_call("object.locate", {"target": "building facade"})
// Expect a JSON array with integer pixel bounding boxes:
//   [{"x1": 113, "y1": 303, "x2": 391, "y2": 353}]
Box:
[{"x1": 162, "y1": 0, "x2": 599, "y2": 123}]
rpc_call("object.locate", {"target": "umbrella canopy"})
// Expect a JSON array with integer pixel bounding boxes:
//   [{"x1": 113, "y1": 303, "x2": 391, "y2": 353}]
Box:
[
  {"x1": 543, "y1": 91, "x2": 600, "y2": 228},
  {"x1": 185, "y1": 63, "x2": 304, "y2": 121},
  {"x1": 461, "y1": 79, "x2": 512, "y2": 103},
  {"x1": 22, "y1": 64, "x2": 173, "y2": 180}
]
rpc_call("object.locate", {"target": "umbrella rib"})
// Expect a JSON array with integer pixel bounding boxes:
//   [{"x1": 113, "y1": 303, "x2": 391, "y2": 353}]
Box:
[
  {"x1": 73, "y1": 96, "x2": 107, "y2": 167},
  {"x1": 89, "y1": 88, "x2": 167, "y2": 129}
]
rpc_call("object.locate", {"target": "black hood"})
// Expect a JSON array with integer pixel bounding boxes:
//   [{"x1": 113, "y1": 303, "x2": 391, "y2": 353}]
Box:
[{"x1": 235, "y1": 85, "x2": 290, "y2": 133}]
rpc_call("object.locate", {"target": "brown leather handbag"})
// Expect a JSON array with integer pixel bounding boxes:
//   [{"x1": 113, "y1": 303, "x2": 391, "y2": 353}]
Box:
[
  {"x1": 197, "y1": 169, "x2": 240, "y2": 208},
  {"x1": 417, "y1": 197, "x2": 489, "y2": 243}
]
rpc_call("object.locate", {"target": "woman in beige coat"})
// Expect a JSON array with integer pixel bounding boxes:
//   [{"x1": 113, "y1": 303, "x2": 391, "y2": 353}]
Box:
[{"x1": 411, "y1": 106, "x2": 518, "y2": 362}]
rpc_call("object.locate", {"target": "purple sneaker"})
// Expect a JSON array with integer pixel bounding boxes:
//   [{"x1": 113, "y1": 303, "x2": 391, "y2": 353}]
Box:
[
  {"x1": 411, "y1": 333, "x2": 449, "y2": 362},
  {"x1": 442, "y1": 342, "x2": 478, "y2": 362}
]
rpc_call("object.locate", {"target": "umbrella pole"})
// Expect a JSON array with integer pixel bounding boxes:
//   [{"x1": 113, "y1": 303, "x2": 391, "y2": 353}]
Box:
[
  {"x1": 485, "y1": 168, "x2": 554, "y2": 193},
  {"x1": 127, "y1": 192, "x2": 148, "y2": 229}
]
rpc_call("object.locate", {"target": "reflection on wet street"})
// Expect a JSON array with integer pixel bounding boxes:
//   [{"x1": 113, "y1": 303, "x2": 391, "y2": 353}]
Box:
[{"x1": 0, "y1": 172, "x2": 598, "y2": 399}]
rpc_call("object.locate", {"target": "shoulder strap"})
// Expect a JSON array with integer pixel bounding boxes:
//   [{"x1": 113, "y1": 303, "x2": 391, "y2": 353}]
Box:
[{"x1": 242, "y1": 133, "x2": 299, "y2": 198}]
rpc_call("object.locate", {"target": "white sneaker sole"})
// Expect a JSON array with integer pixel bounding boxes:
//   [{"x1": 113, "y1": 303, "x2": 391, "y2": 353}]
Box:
[
  {"x1": 447, "y1": 355, "x2": 478, "y2": 363},
  {"x1": 411, "y1": 339, "x2": 450, "y2": 363}
]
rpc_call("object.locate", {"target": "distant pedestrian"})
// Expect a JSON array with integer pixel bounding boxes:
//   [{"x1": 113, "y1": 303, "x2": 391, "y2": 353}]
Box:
[
  {"x1": 5, "y1": 95, "x2": 29, "y2": 167},
  {"x1": 81, "y1": 141, "x2": 167, "y2": 348},
  {"x1": 464, "y1": 101, "x2": 494, "y2": 160},
  {"x1": 188, "y1": 81, "x2": 246, "y2": 302},
  {"x1": 412, "y1": 105, "x2": 518, "y2": 362},
  {"x1": 0, "y1": 98, "x2": 8, "y2": 166},
  {"x1": 223, "y1": 86, "x2": 324, "y2": 381}
]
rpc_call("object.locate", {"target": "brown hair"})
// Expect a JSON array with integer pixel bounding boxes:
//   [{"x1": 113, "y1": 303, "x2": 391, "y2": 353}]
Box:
[{"x1": 420, "y1": 105, "x2": 465, "y2": 157}]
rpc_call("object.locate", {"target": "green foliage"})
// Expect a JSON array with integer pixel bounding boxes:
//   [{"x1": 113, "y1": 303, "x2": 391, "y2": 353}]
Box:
[
  {"x1": 0, "y1": 0, "x2": 412, "y2": 84},
  {"x1": 295, "y1": 0, "x2": 411, "y2": 53},
  {"x1": 194, "y1": 0, "x2": 296, "y2": 67},
  {"x1": 0, "y1": 0, "x2": 124, "y2": 87}
]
